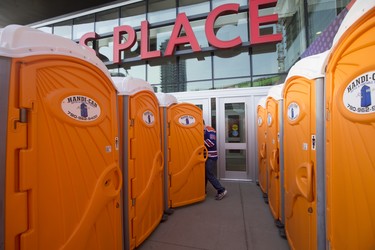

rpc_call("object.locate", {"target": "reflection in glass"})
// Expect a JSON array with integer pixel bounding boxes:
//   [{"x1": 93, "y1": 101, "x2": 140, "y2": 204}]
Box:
[
  {"x1": 189, "y1": 19, "x2": 209, "y2": 48},
  {"x1": 252, "y1": 74, "x2": 286, "y2": 87},
  {"x1": 120, "y1": 64, "x2": 146, "y2": 79},
  {"x1": 98, "y1": 37, "x2": 113, "y2": 62},
  {"x1": 148, "y1": 0, "x2": 176, "y2": 24},
  {"x1": 121, "y1": 1, "x2": 146, "y2": 27},
  {"x1": 147, "y1": 64, "x2": 161, "y2": 85},
  {"x1": 179, "y1": 0, "x2": 209, "y2": 16},
  {"x1": 186, "y1": 80, "x2": 213, "y2": 92},
  {"x1": 38, "y1": 26, "x2": 52, "y2": 34},
  {"x1": 225, "y1": 149, "x2": 246, "y2": 171},
  {"x1": 214, "y1": 51, "x2": 250, "y2": 79},
  {"x1": 213, "y1": 0, "x2": 248, "y2": 9},
  {"x1": 307, "y1": 0, "x2": 350, "y2": 46},
  {"x1": 53, "y1": 20, "x2": 73, "y2": 39},
  {"x1": 214, "y1": 77, "x2": 251, "y2": 89},
  {"x1": 213, "y1": 12, "x2": 248, "y2": 43},
  {"x1": 275, "y1": 0, "x2": 306, "y2": 69},
  {"x1": 252, "y1": 44, "x2": 278, "y2": 75},
  {"x1": 225, "y1": 103, "x2": 245, "y2": 143},
  {"x1": 73, "y1": 14, "x2": 94, "y2": 40},
  {"x1": 96, "y1": 9, "x2": 119, "y2": 35},
  {"x1": 181, "y1": 53, "x2": 212, "y2": 82}
]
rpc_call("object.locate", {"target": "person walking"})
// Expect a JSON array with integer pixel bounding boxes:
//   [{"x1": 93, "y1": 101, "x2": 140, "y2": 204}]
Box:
[{"x1": 204, "y1": 123, "x2": 227, "y2": 200}]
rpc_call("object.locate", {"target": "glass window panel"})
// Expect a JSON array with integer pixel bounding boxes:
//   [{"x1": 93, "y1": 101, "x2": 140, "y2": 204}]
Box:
[
  {"x1": 252, "y1": 43, "x2": 279, "y2": 75},
  {"x1": 275, "y1": 0, "x2": 306, "y2": 70},
  {"x1": 214, "y1": 77, "x2": 251, "y2": 89},
  {"x1": 121, "y1": 64, "x2": 146, "y2": 79},
  {"x1": 179, "y1": 0, "x2": 209, "y2": 16},
  {"x1": 38, "y1": 26, "x2": 52, "y2": 34},
  {"x1": 53, "y1": 20, "x2": 73, "y2": 39},
  {"x1": 213, "y1": 12, "x2": 248, "y2": 43},
  {"x1": 307, "y1": 0, "x2": 350, "y2": 45},
  {"x1": 190, "y1": 19, "x2": 209, "y2": 48},
  {"x1": 120, "y1": 1, "x2": 146, "y2": 27},
  {"x1": 148, "y1": 0, "x2": 176, "y2": 24},
  {"x1": 213, "y1": 0, "x2": 248, "y2": 9},
  {"x1": 73, "y1": 14, "x2": 94, "y2": 40},
  {"x1": 161, "y1": 59, "x2": 186, "y2": 92},
  {"x1": 225, "y1": 102, "x2": 245, "y2": 143},
  {"x1": 186, "y1": 80, "x2": 213, "y2": 91},
  {"x1": 147, "y1": 64, "x2": 161, "y2": 85},
  {"x1": 225, "y1": 149, "x2": 246, "y2": 171},
  {"x1": 180, "y1": 53, "x2": 212, "y2": 81},
  {"x1": 98, "y1": 37, "x2": 114, "y2": 62},
  {"x1": 252, "y1": 74, "x2": 285, "y2": 87},
  {"x1": 96, "y1": 9, "x2": 119, "y2": 35},
  {"x1": 213, "y1": 51, "x2": 250, "y2": 79}
]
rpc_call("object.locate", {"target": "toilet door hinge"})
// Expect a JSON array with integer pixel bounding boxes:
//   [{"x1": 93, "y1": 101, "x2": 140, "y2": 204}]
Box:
[{"x1": 14, "y1": 108, "x2": 28, "y2": 128}]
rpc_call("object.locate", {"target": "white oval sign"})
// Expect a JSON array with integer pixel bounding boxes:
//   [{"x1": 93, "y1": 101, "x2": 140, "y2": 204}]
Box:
[
  {"x1": 143, "y1": 110, "x2": 155, "y2": 125},
  {"x1": 61, "y1": 95, "x2": 101, "y2": 122},
  {"x1": 257, "y1": 116, "x2": 263, "y2": 126},
  {"x1": 179, "y1": 115, "x2": 196, "y2": 125},
  {"x1": 287, "y1": 102, "x2": 300, "y2": 121},
  {"x1": 343, "y1": 71, "x2": 375, "y2": 114},
  {"x1": 267, "y1": 113, "x2": 272, "y2": 126}
]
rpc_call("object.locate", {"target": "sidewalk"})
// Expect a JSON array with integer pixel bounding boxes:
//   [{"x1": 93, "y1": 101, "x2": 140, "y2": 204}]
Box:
[{"x1": 137, "y1": 181, "x2": 290, "y2": 250}]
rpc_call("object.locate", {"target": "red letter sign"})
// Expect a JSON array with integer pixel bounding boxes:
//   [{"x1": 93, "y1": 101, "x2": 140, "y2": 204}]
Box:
[
  {"x1": 205, "y1": 4, "x2": 242, "y2": 49},
  {"x1": 249, "y1": 0, "x2": 282, "y2": 45},
  {"x1": 79, "y1": 32, "x2": 100, "y2": 55},
  {"x1": 141, "y1": 20, "x2": 162, "y2": 59},
  {"x1": 113, "y1": 25, "x2": 136, "y2": 63},
  {"x1": 164, "y1": 13, "x2": 201, "y2": 56}
]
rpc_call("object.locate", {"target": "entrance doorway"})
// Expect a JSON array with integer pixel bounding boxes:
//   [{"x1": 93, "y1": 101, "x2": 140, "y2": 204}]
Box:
[
  {"x1": 217, "y1": 97, "x2": 248, "y2": 180},
  {"x1": 171, "y1": 87, "x2": 270, "y2": 182}
]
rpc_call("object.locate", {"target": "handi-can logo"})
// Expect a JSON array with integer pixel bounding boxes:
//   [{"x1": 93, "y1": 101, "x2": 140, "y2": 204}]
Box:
[
  {"x1": 179, "y1": 115, "x2": 196, "y2": 126},
  {"x1": 343, "y1": 71, "x2": 375, "y2": 114},
  {"x1": 61, "y1": 95, "x2": 101, "y2": 121},
  {"x1": 143, "y1": 110, "x2": 155, "y2": 125}
]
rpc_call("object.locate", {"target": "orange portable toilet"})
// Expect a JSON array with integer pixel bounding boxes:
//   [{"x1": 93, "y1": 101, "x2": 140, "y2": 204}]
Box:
[
  {"x1": 156, "y1": 93, "x2": 206, "y2": 209},
  {"x1": 265, "y1": 84, "x2": 284, "y2": 227},
  {"x1": 283, "y1": 51, "x2": 329, "y2": 250},
  {"x1": 113, "y1": 77, "x2": 164, "y2": 250},
  {"x1": 0, "y1": 25, "x2": 122, "y2": 250},
  {"x1": 256, "y1": 97, "x2": 268, "y2": 198},
  {"x1": 325, "y1": 1, "x2": 375, "y2": 249}
]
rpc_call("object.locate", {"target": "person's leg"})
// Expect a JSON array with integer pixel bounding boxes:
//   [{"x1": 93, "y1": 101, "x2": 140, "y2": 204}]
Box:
[{"x1": 205, "y1": 158, "x2": 225, "y2": 193}]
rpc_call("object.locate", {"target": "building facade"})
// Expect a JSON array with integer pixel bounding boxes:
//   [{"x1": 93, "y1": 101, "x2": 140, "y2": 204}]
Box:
[{"x1": 32, "y1": 0, "x2": 350, "y2": 93}]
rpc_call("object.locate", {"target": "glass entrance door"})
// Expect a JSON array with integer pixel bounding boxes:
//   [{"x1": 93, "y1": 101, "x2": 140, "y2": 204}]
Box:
[{"x1": 217, "y1": 97, "x2": 248, "y2": 180}]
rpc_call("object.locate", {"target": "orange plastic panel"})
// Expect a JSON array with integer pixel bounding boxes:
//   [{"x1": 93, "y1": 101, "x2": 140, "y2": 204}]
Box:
[
  {"x1": 167, "y1": 103, "x2": 205, "y2": 208},
  {"x1": 257, "y1": 104, "x2": 268, "y2": 194},
  {"x1": 325, "y1": 9, "x2": 375, "y2": 249},
  {"x1": 128, "y1": 90, "x2": 163, "y2": 248},
  {"x1": 265, "y1": 97, "x2": 280, "y2": 221},
  {"x1": 283, "y1": 77, "x2": 317, "y2": 250},
  {"x1": 5, "y1": 55, "x2": 122, "y2": 250}
]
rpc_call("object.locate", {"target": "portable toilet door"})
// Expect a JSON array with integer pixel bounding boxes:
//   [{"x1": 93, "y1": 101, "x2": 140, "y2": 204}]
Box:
[
  {"x1": 325, "y1": 1, "x2": 375, "y2": 249},
  {"x1": 0, "y1": 25, "x2": 122, "y2": 250},
  {"x1": 283, "y1": 51, "x2": 329, "y2": 250},
  {"x1": 256, "y1": 97, "x2": 268, "y2": 197},
  {"x1": 166, "y1": 101, "x2": 206, "y2": 208},
  {"x1": 265, "y1": 84, "x2": 284, "y2": 226},
  {"x1": 113, "y1": 77, "x2": 164, "y2": 250},
  {"x1": 157, "y1": 93, "x2": 206, "y2": 209}
]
